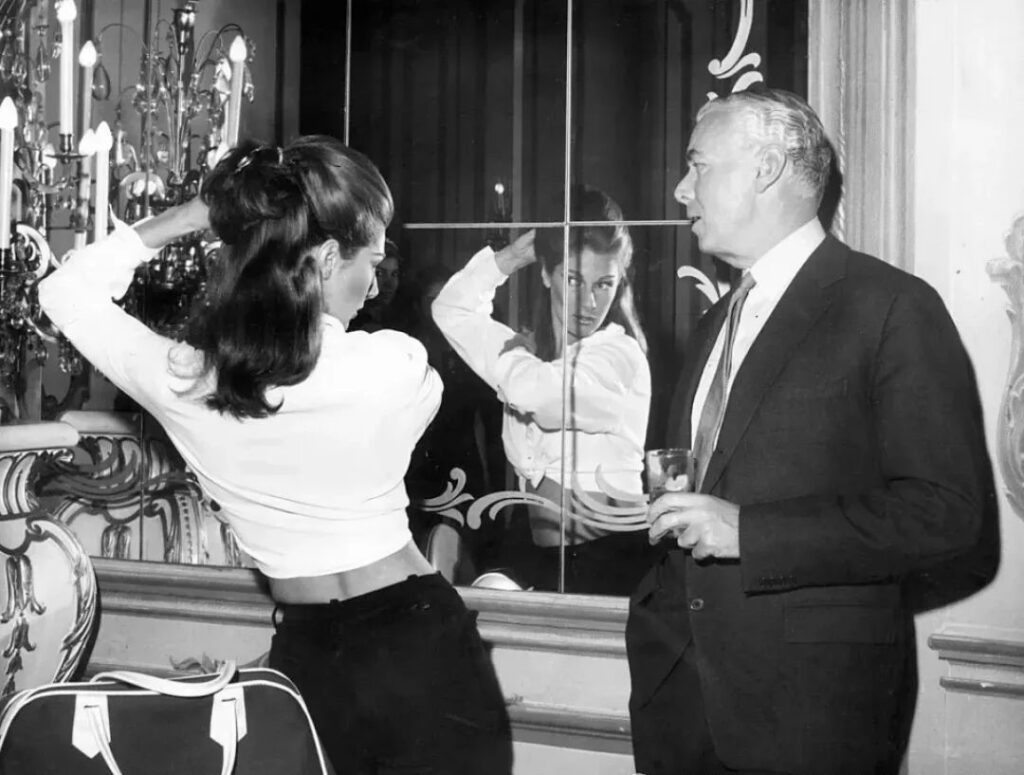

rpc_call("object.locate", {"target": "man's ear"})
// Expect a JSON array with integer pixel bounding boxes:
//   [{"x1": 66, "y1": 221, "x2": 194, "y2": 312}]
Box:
[
  {"x1": 755, "y1": 144, "x2": 787, "y2": 193},
  {"x1": 315, "y1": 239, "x2": 341, "y2": 279}
]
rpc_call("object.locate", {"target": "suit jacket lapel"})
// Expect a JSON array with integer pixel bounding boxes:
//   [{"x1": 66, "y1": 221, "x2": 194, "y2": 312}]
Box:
[{"x1": 700, "y1": 236, "x2": 848, "y2": 493}]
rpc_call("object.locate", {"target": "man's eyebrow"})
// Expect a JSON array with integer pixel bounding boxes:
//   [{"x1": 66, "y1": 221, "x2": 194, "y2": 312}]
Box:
[{"x1": 686, "y1": 149, "x2": 703, "y2": 162}]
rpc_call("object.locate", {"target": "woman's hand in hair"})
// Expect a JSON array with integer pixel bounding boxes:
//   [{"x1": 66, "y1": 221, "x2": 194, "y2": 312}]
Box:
[
  {"x1": 136, "y1": 196, "x2": 211, "y2": 250},
  {"x1": 494, "y1": 229, "x2": 536, "y2": 276},
  {"x1": 178, "y1": 195, "x2": 211, "y2": 234}
]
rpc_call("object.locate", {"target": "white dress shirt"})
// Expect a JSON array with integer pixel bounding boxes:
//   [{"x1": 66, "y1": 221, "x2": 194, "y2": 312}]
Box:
[
  {"x1": 433, "y1": 248, "x2": 652, "y2": 502},
  {"x1": 691, "y1": 218, "x2": 826, "y2": 446},
  {"x1": 38, "y1": 226, "x2": 443, "y2": 579}
]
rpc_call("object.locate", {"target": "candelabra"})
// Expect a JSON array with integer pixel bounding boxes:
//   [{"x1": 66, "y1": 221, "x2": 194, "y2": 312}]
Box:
[
  {"x1": 108, "y1": 3, "x2": 251, "y2": 337},
  {"x1": 0, "y1": 0, "x2": 68, "y2": 422},
  {"x1": 0, "y1": 1, "x2": 253, "y2": 423}
]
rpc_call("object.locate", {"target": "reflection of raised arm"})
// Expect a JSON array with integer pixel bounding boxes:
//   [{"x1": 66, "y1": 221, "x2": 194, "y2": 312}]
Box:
[
  {"x1": 493, "y1": 229, "x2": 537, "y2": 275},
  {"x1": 431, "y1": 231, "x2": 536, "y2": 392},
  {"x1": 434, "y1": 230, "x2": 648, "y2": 435}
]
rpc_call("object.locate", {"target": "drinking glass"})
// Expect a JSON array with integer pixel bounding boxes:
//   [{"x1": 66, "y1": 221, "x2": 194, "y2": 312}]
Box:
[{"x1": 644, "y1": 448, "x2": 694, "y2": 501}]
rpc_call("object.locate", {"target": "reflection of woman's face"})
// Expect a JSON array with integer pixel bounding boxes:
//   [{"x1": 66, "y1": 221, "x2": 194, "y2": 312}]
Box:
[
  {"x1": 543, "y1": 248, "x2": 622, "y2": 346},
  {"x1": 421, "y1": 281, "x2": 445, "y2": 320},
  {"x1": 375, "y1": 256, "x2": 401, "y2": 305}
]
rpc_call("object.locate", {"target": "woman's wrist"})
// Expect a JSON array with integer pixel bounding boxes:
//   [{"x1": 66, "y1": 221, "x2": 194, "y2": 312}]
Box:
[
  {"x1": 135, "y1": 199, "x2": 210, "y2": 250},
  {"x1": 493, "y1": 229, "x2": 536, "y2": 276},
  {"x1": 177, "y1": 197, "x2": 211, "y2": 234},
  {"x1": 494, "y1": 245, "x2": 529, "y2": 276}
]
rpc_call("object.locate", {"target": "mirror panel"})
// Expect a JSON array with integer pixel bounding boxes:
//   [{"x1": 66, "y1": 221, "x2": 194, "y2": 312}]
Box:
[{"x1": 6, "y1": 0, "x2": 807, "y2": 597}]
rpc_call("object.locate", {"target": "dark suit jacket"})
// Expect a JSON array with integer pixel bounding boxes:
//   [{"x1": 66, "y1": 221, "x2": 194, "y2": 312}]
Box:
[{"x1": 627, "y1": 235, "x2": 988, "y2": 773}]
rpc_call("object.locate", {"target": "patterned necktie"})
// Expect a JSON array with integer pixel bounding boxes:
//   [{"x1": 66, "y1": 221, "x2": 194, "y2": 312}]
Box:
[{"x1": 692, "y1": 272, "x2": 756, "y2": 491}]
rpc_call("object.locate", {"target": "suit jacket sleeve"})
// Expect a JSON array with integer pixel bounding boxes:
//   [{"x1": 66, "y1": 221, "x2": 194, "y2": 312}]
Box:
[{"x1": 739, "y1": 280, "x2": 987, "y2": 593}]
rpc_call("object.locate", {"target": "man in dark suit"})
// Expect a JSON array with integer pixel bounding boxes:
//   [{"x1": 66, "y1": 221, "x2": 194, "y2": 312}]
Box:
[{"x1": 626, "y1": 88, "x2": 990, "y2": 774}]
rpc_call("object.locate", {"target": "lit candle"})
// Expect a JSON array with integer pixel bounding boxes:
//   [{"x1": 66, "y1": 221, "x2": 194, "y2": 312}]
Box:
[
  {"x1": 78, "y1": 40, "x2": 97, "y2": 133},
  {"x1": 226, "y1": 36, "x2": 247, "y2": 147},
  {"x1": 494, "y1": 182, "x2": 507, "y2": 220},
  {"x1": 93, "y1": 122, "x2": 112, "y2": 242},
  {"x1": 56, "y1": 0, "x2": 78, "y2": 139},
  {"x1": 75, "y1": 129, "x2": 96, "y2": 250},
  {"x1": 0, "y1": 97, "x2": 17, "y2": 250}
]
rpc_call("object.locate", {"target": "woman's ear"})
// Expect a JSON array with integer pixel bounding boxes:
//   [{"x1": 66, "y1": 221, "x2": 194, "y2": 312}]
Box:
[
  {"x1": 315, "y1": 239, "x2": 341, "y2": 280},
  {"x1": 540, "y1": 266, "x2": 552, "y2": 289}
]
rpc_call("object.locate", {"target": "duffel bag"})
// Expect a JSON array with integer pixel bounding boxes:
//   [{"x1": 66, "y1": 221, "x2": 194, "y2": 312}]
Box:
[{"x1": 0, "y1": 660, "x2": 334, "y2": 775}]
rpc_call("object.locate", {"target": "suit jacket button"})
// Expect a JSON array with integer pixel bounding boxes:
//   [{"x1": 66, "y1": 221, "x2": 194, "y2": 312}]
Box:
[{"x1": 689, "y1": 598, "x2": 705, "y2": 612}]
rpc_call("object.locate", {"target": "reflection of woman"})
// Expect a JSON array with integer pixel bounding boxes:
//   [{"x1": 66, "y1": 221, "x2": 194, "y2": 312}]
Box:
[
  {"x1": 433, "y1": 185, "x2": 653, "y2": 594},
  {"x1": 39, "y1": 138, "x2": 512, "y2": 772},
  {"x1": 407, "y1": 266, "x2": 505, "y2": 576},
  {"x1": 348, "y1": 238, "x2": 408, "y2": 332}
]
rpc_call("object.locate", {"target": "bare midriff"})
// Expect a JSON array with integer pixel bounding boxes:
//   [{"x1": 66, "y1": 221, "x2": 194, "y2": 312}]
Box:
[{"x1": 267, "y1": 540, "x2": 437, "y2": 604}]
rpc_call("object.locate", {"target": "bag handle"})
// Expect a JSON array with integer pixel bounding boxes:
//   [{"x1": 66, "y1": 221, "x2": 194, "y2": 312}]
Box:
[
  {"x1": 89, "y1": 660, "x2": 237, "y2": 698},
  {"x1": 73, "y1": 679, "x2": 243, "y2": 775}
]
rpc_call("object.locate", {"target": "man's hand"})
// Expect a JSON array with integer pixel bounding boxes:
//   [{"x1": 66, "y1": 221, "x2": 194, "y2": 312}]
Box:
[
  {"x1": 494, "y1": 229, "x2": 536, "y2": 276},
  {"x1": 648, "y1": 492, "x2": 741, "y2": 560}
]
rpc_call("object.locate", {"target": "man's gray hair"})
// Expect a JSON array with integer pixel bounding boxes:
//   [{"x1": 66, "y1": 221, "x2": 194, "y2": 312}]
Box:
[{"x1": 697, "y1": 88, "x2": 833, "y2": 202}]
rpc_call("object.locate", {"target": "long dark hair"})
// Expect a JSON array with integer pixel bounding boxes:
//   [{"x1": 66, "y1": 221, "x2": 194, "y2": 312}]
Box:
[
  {"x1": 532, "y1": 185, "x2": 647, "y2": 362},
  {"x1": 182, "y1": 136, "x2": 393, "y2": 418}
]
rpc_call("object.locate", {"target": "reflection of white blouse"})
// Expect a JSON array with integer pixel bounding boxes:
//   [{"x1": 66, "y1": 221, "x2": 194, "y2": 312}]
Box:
[
  {"x1": 38, "y1": 226, "x2": 442, "y2": 579},
  {"x1": 433, "y1": 247, "x2": 651, "y2": 498}
]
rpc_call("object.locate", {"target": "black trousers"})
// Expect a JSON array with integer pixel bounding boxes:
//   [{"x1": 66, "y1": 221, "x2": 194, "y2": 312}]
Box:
[{"x1": 269, "y1": 573, "x2": 513, "y2": 775}]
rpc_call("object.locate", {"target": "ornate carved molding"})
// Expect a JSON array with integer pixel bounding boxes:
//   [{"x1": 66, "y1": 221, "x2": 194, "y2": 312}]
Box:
[
  {"x1": 929, "y1": 628, "x2": 1024, "y2": 700},
  {"x1": 706, "y1": 0, "x2": 764, "y2": 100},
  {"x1": 0, "y1": 422, "x2": 97, "y2": 697},
  {"x1": 808, "y1": 0, "x2": 914, "y2": 269},
  {"x1": 929, "y1": 630, "x2": 1024, "y2": 670},
  {"x1": 987, "y1": 219, "x2": 1024, "y2": 523}
]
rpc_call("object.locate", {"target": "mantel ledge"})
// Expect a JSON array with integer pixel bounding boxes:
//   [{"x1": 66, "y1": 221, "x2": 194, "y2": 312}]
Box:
[
  {"x1": 928, "y1": 625, "x2": 1024, "y2": 670},
  {"x1": 94, "y1": 559, "x2": 629, "y2": 657}
]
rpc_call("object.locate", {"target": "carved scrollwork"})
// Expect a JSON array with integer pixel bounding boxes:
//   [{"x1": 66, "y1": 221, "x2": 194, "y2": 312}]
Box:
[
  {"x1": 0, "y1": 425, "x2": 97, "y2": 697},
  {"x1": 35, "y1": 417, "x2": 250, "y2": 567},
  {"x1": 986, "y1": 214, "x2": 1024, "y2": 521},
  {"x1": 706, "y1": 0, "x2": 764, "y2": 100},
  {"x1": 417, "y1": 467, "x2": 648, "y2": 533},
  {"x1": 677, "y1": 265, "x2": 723, "y2": 307}
]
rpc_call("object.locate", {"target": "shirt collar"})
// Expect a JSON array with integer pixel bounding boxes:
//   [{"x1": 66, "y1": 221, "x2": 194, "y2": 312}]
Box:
[{"x1": 747, "y1": 217, "x2": 826, "y2": 299}]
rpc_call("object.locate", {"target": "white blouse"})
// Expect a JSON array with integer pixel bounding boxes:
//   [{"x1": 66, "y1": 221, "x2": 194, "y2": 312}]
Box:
[
  {"x1": 38, "y1": 226, "x2": 442, "y2": 579},
  {"x1": 432, "y1": 247, "x2": 651, "y2": 500}
]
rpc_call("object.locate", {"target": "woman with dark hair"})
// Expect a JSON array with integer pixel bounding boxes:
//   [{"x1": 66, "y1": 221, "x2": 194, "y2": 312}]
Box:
[
  {"x1": 432, "y1": 185, "x2": 654, "y2": 594},
  {"x1": 38, "y1": 136, "x2": 512, "y2": 773}
]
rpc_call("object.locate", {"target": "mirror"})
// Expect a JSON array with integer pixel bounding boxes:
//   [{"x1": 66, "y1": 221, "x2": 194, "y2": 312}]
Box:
[{"x1": 7, "y1": 0, "x2": 808, "y2": 597}]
